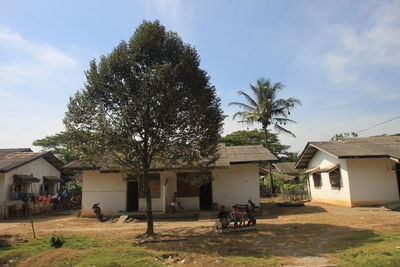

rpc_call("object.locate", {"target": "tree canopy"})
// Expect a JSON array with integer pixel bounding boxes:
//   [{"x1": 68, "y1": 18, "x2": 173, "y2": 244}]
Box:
[
  {"x1": 330, "y1": 132, "x2": 358, "y2": 141},
  {"x1": 32, "y1": 132, "x2": 75, "y2": 164},
  {"x1": 219, "y1": 130, "x2": 290, "y2": 158},
  {"x1": 64, "y1": 20, "x2": 224, "y2": 235}
]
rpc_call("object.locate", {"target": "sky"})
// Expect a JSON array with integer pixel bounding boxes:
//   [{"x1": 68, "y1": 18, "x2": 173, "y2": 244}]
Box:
[{"x1": 0, "y1": 0, "x2": 399, "y2": 152}]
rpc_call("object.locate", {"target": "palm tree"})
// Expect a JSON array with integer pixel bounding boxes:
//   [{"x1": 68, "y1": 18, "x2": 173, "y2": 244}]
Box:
[{"x1": 229, "y1": 77, "x2": 301, "y2": 192}]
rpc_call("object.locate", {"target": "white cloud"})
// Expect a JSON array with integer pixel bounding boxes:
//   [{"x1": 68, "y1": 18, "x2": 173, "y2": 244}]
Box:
[
  {"x1": 0, "y1": 27, "x2": 82, "y2": 149},
  {"x1": 0, "y1": 26, "x2": 76, "y2": 67},
  {"x1": 323, "y1": 1, "x2": 400, "y2": 84}
]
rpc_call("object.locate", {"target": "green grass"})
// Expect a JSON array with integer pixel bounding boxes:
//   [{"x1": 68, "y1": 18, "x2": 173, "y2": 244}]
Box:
[
  {"x1": 0, "y1": 235, "x2": 160, "y2": 267},
  {"x1": 327, "y1": 230, "x2": 400, "y2": 266}
]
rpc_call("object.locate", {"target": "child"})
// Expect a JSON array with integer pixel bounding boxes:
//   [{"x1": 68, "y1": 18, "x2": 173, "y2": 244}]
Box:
[
  {"x1": 218, "y1": 206, "x2": 229, "y2": 228},
  {"x1": 230, "y1": 205, "x2": 241, "y2": 228}
]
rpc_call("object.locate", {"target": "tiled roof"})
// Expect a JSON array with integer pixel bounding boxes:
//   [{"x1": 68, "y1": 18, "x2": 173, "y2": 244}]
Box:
[
  {"x1": 0, "y1": 150, "x2": 64, "y2": 172},
  {"x1": 63, "y1": 143, "x2": 277, "y2": 170},
  {"x1": 296, "y1": 136, "x2": 400, "y2": 168}
]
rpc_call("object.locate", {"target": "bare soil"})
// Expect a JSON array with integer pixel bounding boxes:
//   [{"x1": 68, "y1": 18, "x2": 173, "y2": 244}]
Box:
[{"x1": 1, "y1": 203, "x2": 400, "y2": 266}]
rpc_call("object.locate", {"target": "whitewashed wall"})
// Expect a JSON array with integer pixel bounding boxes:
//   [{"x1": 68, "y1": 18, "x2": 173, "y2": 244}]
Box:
[
  {"x1": 0, "y1": 157, "x2": 61, "y2": 216},
  {"x1": 81, "y1": 171, "x2": 127, "y2": 216},
  {"x1": 307, "y1": 150, "x2": 352, "y2": 206},
  {"x1": 347, "y1": 158, "x2": 399, "y2": 205},
  {"x1": 81, "y1": 163, "x2": 261, "y2": 215},
  {"x1": 212, "y1": 163, "x2": 260, "y2": 209}
]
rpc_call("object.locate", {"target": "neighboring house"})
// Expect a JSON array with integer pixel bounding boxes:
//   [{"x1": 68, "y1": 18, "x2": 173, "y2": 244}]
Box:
[
  {"x1": 64, "y1": 144, "x2": 277, "y2": 216},
  {"x1": 0, "y1": 148, "x2": 64, "y2": 218},
  {"x1": 295, "y1": 136, "x2": 400, "y2": 207},
  {"x1": 273, "y1": 162, "x2": 301, "y2": 183}
]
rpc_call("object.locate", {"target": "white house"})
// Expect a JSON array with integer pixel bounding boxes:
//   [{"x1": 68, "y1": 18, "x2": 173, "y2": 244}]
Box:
[
  {"x1": 295, "y1": 136, "x2": 400, "y2": 207},
  {"x1": 64, "y1": 144, "x2": 277, "y2": 216},
  {"x1": 0, "y1": 148, "x2": 64, "y2": 218}
]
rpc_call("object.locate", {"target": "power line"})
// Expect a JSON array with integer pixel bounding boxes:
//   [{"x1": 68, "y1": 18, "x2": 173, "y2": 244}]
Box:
[{"x1": 356, "y1": 115, "x2": 400, "y2": 133}]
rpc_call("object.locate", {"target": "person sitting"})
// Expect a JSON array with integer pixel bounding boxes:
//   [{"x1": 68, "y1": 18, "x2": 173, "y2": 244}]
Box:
[
  {"x1": 230, "y1": 205, "x2": 241, "y2": 228},
  {"x1": 170, "y1": 192, "x2": 183, "y2": 210},
  {"x1": 218, "y1": 206, "x2": 230, "y2": 228},
  {"x1": 245, "y1": 205, "x2": 256, "y2": 226}
]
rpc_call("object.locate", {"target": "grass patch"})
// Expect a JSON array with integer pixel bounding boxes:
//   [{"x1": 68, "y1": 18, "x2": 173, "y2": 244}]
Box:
[
  {"x1": 327, "y1": 230, "x2": 400, "y2": 266},
  {"x1": 0, "y1": 235, "x2": 159, "y2": 267}
]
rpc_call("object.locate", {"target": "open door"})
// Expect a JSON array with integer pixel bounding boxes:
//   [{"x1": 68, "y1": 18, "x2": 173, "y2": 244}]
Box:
[
  {"x1": 199, "y1": 181, "x2": 212, "y2": 210},
  {"x1": 127, "y1": 181, "x2": 138, "y2": 212}
]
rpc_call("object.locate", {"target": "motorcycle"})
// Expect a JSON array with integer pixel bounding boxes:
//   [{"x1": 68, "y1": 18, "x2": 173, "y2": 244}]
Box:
[
  {"x1": 91, "y1": 203, "x2": 103, "y2": 220},
  {"x1": 248, "y1": 199, "x2": 262, "y2": 216}
]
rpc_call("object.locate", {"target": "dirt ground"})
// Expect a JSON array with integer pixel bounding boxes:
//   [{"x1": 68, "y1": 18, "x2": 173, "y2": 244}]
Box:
[{"x1": 1, "y1": 203, "x2": 400, "y2": 266}]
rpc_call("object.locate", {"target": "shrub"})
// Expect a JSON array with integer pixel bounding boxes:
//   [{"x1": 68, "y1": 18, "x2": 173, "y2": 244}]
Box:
[{"x1": 50, "y1": 234, "x2": 64, "y2": 248}]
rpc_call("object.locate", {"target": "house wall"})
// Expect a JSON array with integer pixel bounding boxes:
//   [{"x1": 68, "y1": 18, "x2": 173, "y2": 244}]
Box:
[
  {"x1": 81, "y1": 163, "x2": 262, "y2": 215},
  {"x1": 307, "y1": 150, "x2": 352, "y2": 206},
  {"x1": 0, "y1": 158, "x2": 61, "y2": 217},
  {"x1": 212, "y1": 163, "x2": 260, "y2": 208},
  {"x1": 346, "y1": 158, "x2": 399, "y2": 206}
]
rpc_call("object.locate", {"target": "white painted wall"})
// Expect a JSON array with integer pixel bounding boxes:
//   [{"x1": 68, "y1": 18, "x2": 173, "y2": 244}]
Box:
[
  {"x1": 212, "y1": 164, "x2": 260, "y2": 209},
  {"x1": 347, "y1": 158, "x2": 399, "y2": 205},
  {"x1": 0, "y1": 157, "x2": 61, "y2": 217},
  {"x1": 81, "y1": 171, "x2": 127, "y2": 216},
  {"x1": 81, "y1": 164, "x2": 261, "y2": 215},
  {"x1": 307, "y1": 150, "x2": 352, "y2": 206}
]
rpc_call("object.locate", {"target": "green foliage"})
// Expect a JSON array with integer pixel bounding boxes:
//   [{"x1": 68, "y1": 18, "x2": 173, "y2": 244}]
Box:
[
  {"x1": 0, "y1": 235, "x2": 159, "y2": 266},
  {"x1": 32, "y1": 132, "x2": 75, "y2": 163},
  {"x1": 330, "y1": 132, "x2": 358, "y2": 141},
  {"x1": 64, "y1": 20, "x2": 224, "y2": 234},
  {"x1": 219, "y1": 129, "x2": 290, "y2": 157},
  {"x1": 327, "y1": 231, "x2": 400, "y2": 266},
  {"x1": 66, "y1": 180, "x2": 82, "y2": 196},
  {"x1": 229, "y1": 77, "x2": 301, "y2": 139},
  {"x1": 50, "y1": 234, "x2": 64, "y2": 248}
]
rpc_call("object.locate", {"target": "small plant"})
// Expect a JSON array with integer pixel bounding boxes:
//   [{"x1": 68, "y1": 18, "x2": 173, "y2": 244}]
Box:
[{"x1": 50, "y1": 234, "x2": 64, "y2": 248}]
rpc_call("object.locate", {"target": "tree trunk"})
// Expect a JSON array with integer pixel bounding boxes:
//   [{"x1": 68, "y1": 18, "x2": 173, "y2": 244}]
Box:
[
  {"x1": 142, "y1": 170, "x2": 154, "y2": 235},
  {"x1": 263, "y1": 126, "x2": 274, "y2": 195}
]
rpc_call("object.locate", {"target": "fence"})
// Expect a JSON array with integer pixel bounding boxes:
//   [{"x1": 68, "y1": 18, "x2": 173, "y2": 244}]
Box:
[{"x1": 280, "y1": 183, "x2": 310, "y2": 202}]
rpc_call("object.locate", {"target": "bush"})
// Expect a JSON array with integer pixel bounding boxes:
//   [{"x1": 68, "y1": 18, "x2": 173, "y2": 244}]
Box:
[{"x1": 50, "y1": 234, "x2": 64, "y2": 248}]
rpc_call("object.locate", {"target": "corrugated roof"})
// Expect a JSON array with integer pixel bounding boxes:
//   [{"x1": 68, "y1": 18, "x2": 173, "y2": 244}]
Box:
[
  {"x1": 0, "y1": 151, "x2": 64, "y2": 173},
  {"x1": 63, "y1": 143, "x2": 277, "y2": 170},
  {"x1": 0, "y1": 148, "x2": 32, "y2": 157},
  {"x1": 273, "y1": 162, "x2": 299, "y2": 175},
  {"x1": 296, "y1": 136, "x2": 400, "y2": 168}
]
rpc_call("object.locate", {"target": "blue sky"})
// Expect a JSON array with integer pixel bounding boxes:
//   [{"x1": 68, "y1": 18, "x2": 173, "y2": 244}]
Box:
[{"x1": 0, "y1": 0, "x2": 399, "y2": 152}]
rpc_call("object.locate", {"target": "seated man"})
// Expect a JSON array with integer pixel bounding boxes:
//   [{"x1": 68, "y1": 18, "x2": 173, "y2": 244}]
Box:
[
  {"x1": 169, "y1": 192, "x2": 183, "y2": 210},
  {"x1": 218, "y1": 206, "x2": 229, "y2": 228}
]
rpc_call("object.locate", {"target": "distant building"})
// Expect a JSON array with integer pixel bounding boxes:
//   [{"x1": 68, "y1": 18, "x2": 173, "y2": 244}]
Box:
[
  {"x1": 0, "y1": 148, "x2": 64, "y2": 218},
  {"x1": 295, "y1": 136, "x2": 400, "y2": 206}
]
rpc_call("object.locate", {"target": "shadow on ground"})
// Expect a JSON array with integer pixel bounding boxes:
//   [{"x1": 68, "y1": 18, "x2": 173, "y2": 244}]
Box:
[{"x1": 141, "y1": 223, "x2": 377, "y2": 259}]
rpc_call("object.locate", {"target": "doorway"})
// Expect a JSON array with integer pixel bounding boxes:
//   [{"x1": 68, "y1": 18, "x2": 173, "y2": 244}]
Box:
[
  {"x1": 127, "y1": 181, "x2": 139, "y2": 212},
  {"x1": 199, "y1": 181, "x2": 212, "y2": 210}
]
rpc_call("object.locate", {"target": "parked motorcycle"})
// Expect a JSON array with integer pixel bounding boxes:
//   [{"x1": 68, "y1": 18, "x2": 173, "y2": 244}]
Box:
[
  {"x1": 91, "y1": 203, "x2": 103, "y2": 220},
  {"x1": 248, "y1": 199, "x2": 262, "y2": 216}
]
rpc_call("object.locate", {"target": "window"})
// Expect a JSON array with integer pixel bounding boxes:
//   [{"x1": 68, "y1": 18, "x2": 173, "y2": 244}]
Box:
[
  {"x1": 138, "y1": 173, "x2": 161, "y2": 198},
  {"x1": 312, "y1": 173, "x2": 322, "y2": 188},
  {"x1": 177, "y1": 173, "x2": 200, "y2": 197},
  {"x1": 329, "y1": 169, "x2": 341, "y2": 189}
]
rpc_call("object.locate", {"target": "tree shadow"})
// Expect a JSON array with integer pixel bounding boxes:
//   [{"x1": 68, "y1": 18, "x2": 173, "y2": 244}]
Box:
[
  {"x1": 139, "y1": 223, "x2": 378, "y2": 259},
  {"x1": 260, "y1": 203, "x2": 328, "y2": 219}
]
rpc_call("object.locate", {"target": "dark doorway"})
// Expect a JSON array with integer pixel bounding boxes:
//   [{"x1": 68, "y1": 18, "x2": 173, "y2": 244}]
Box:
[
  {"x1": 127, "y1": 181, "x2": 139, "y2": 212},
  {"x1": 199, "y1": 181, "x2": 212, "y2": 210},
  {"x1": 396, "y1": 164, "x2": 400, "y2": 199}
]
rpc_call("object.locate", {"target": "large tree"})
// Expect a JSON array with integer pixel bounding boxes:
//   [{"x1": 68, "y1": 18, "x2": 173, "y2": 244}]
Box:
[
  {"x1": 64, "y1": 21, "x2": 224, "y2": 235},
  {"x1": 229, "y1": 78, "x2": 301, "y2": 192}
]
